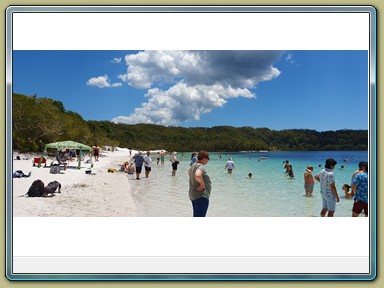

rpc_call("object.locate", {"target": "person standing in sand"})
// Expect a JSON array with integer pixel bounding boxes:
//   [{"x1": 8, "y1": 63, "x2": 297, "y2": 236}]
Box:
[
  {"x1": 225, "y1": 157, "x2": 235, "y2": 174},
  {"x1": 134, "y1": 151, "x2": 144, "y2": 180},
  {"x1": 304, "y1": 166, "x2": 315, "y2": 196},
  {"x1": 143, "y1": 151, "x2": 152, "y2": 178},
  {"x1": 314, "y1": 158, "x2": 340, "y2": 217},
  {"x1": 188, "y1": 151, "x2": 211, "y2": 217},
  {"x1": 92, "y1": 144, "x2": 100, "y2": 162}
]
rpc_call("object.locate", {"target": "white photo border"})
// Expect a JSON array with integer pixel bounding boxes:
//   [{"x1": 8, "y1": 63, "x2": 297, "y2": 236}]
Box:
[{"x1": 6, "y1": 5, "x2": 377, "y2": 281}]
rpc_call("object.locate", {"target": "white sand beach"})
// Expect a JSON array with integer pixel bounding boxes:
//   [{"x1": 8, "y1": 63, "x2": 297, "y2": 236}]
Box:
[{"x1": 12, "y1": 148, "x2": 138, "y2": 217}]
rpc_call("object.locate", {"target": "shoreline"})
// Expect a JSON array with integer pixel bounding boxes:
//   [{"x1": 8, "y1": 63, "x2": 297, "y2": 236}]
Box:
[{"x1": 12, "y1": 148, "x2": 137, "y2": 217}]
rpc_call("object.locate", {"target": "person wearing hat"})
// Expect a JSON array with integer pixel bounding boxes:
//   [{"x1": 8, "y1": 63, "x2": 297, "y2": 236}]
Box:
[
  {"x1": 170, "y1": 151, "x2": 179, "y2": 176},
  {"x1": 314, "y1": 158, "x2": 340, "y2": 217}
]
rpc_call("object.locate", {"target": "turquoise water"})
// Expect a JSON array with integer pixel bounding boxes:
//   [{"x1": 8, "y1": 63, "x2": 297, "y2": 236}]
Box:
[{"x1": 128, "y1": 151, "x2": 368, "y2": 217}]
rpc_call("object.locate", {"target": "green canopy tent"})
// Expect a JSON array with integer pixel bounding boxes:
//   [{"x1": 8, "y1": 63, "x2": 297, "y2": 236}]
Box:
[{"x1": 41, "y1": 140, "x2": 93, "y2": 169}]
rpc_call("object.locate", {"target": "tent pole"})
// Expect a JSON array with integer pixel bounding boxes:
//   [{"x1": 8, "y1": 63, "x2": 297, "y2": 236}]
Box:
[
  {"x1": 78, "y1": 149, "x2": 81, "y2": 169},
  {"x1": 38, "y1": 145, "x2": 47, "y2": 168}
]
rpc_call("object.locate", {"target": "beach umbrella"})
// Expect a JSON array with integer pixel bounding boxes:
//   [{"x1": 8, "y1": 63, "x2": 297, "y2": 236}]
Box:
[{"x1": 42, "y1": 140, "x2": 93, "y2": 169}]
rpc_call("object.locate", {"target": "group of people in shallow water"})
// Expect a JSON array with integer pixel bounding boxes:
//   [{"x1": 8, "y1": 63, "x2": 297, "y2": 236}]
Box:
[
  {"x1": 120, "y1": 150, "x2": 180, "y2": 180},
  {"x1": 300, "y1": 158, "x2": 369, "y2": 217},
  {"x1": 187, "y1": 154, "x2": 368, "y2": 218},
  {"x1": 118, "y1": 149, "x2": 369, "y2": 218}
]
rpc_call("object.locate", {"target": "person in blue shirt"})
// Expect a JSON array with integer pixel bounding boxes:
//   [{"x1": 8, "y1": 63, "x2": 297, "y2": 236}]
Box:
[{"x1": 351, "y1": 161, "x2": 368, "y2": 217}]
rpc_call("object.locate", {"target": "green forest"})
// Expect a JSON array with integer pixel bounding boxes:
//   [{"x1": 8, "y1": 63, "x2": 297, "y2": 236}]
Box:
[{"x1": 12, "y1": 93, "x2": 368, "y2": 153}]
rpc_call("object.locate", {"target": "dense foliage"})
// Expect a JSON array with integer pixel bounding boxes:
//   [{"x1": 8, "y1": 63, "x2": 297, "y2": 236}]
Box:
[{"x1": 12, "y1": 93, "x2": 368, "y2": 152}]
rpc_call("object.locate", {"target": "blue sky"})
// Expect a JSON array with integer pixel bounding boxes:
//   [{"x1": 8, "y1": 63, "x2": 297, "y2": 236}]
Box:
[{"x1": 12, "y1": 50, "x2": 368, "y2": 131}]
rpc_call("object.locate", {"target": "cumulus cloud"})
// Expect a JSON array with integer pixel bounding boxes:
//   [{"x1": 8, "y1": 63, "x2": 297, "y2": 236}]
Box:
[
  {"x1": 86, "y1": 75, "x2": 122, "y2": 88},
  {"x1": 112, "y1": 82, "x2": 254, "y2": 125},
  {"x1": 112, "y1": 50, "x2": 283, "y2": 125}
]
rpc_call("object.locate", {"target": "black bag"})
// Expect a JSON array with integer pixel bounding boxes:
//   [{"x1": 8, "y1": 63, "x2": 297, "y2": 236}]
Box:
[
  {"x1": 45, "y1": 181, "x2": 61, "y2": 193},
  {"x1": 26, "y1": 180, "x2": 45, "y2": 197}
]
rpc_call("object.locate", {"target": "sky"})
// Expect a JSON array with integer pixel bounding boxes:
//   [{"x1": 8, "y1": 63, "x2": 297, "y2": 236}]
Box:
[{"x1": 12, "y1": 50, "x2": 369, "y2": 131}]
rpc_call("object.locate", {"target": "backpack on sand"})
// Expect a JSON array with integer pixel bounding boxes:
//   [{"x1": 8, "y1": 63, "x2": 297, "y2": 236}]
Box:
[
  {"x1": 50, "y1": 165, "x2": 61, "y2": 174},
  {"x1": 26, "y1": 179, "x2": 45, "y2": 197}
]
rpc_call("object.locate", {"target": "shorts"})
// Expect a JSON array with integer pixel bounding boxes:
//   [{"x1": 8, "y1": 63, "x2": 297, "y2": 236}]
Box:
[
  {"x1": 352, "y1": 200, "x2": 368, "y2": 216},
  {"x1": 136, "y1": 166, "x2": 142, "y2": 173},
  {"x1": 322, "y1": 195, "x2": 336, "y2": 212},
  {"x1": 172, "y1": 163, "x2": 178, "y2": 170},
  {"x1": 304, "y1": 184, "x2": 314, "y2": 190},
  {"x1": 145, "y1": 166, "x2": 151, "y2": 172}
]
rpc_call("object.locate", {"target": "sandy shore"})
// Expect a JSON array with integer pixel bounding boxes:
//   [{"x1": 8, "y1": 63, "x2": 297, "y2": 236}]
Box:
[{"x1": 12, "y1": 148, "x2": 137, "y2": 217}]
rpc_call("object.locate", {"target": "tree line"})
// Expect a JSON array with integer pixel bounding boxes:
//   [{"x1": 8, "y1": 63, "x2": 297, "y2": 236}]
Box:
[{"x1": 12, "y1": 93, "x2": 368, "y2": 153}]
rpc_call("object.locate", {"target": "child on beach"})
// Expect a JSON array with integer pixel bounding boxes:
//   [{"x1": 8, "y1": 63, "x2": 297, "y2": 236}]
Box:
[{"x1": 304, "y1": 166, "x2": 314, "y2": 196}]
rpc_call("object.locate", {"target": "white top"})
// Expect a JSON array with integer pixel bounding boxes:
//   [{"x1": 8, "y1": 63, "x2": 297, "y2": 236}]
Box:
[
  {"x1": 226, "y1": 160, "x2": 235, "y2": 169},
  {"x1": 143, "y1": 155, "x2": 152, "y2": 167}
]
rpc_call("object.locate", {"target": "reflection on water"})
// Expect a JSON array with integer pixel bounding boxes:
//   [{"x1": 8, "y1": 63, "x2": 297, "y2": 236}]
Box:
[{"x1": 128, "y1": 151, "x2": 368, "y2": 217}]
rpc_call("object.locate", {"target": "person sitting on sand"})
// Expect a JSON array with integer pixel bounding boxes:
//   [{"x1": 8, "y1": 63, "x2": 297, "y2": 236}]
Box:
[
  {"x1": 68, "y1": 149, "x2": 76, "y2": 161},
  {"x1": 304, "y1": 166, "x2": 314, "y2": 196},
  {"x1": 342, "y1": 184, "x2": 353, "y2": 199},
  {"x1": 13, "y1": 170, "x2": 31, "y2": 178},
  {"x1": 120, "y1": 161, "x2": 129, "y2": 172},
  {"x1": 127, "y1": 163, "x2": 135, "y2": 174}
]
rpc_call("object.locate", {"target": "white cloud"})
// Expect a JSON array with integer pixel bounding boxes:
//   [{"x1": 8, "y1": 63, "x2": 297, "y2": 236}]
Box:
[
  {"x1": 112, "y1": 82, "x2": 255, "y2": 125},
  {"x1": 86, "y1": 75, "x2": 122, "y2": 88},
  {"x1": 285, "y1": 52, "x2": 296, "y2": 64},
  {"x1": 111, "y1": 57, "x2": 122, "y2": 64},
  {"x1": 113, "y1": 50, "x2": 283, "y2": 125}
]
